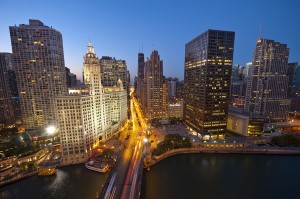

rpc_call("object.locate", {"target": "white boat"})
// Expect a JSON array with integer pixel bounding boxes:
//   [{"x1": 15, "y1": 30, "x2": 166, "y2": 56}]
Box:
[{"x1": 85, "y1": 161, "x2": 109, "y2": 173}]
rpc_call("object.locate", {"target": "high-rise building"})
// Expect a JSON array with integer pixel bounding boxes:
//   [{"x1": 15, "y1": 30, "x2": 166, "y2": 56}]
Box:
[
  {"x1": 176, "y1": 80, "x2": 184, "y2": 99},
  {"x1": 232, "y1": 64, "x2": 244, "y2": 81},
  {"x1": 294, "y1": 64, "x2": 300, "y2": 94},
  {"x1": 184, "y1": 29, "x2": 235, "y2": 137},
  {"x1": 243, "y1": 62, "x2": 252, "y2": 78},
  {"x1": 65, "y1": 67, "x2": 77, "y2": 87},
  {"x1": 162, "y1": 77, "x2": 168, "y2": 115},
  {"x1": 56, "y1": 43, "x2": 127, "y2": 165},
  {"x1": 244, "y1": 39, "x2": 290, "y2": 122},
  {"x1": 143, "y1": 50, "x2": 164, "y2": 119},
  {"x1": 9, "y1": 19, "x2": 68, "y2": 130},
  {"x1": 166, "y1": 77, "x2": 178, "y2": 99},
  {"x1": 138, "y1": 52, "x2": 145, "y2": 79},
  {"x1": 100, "y1": 56, "x2": 128, "y2": 91},
  {"x1": 230, "y1": 64, "x2": 248, "y2": 107},
  {"x1": 136, "y1": 52, "x2": 145, "y2": 100},
  {"x1": 287, "y1": 62, "x2": 298, "y2": 97},
  {"x1": 0, "y1": 53, "x2": 15, "y2": 125}
]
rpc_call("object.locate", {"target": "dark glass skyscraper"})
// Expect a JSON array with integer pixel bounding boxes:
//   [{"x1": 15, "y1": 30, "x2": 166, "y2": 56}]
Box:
[
  {"x1": 136, "y1": 52, "x2": 145, "y2": 100},
  {"x1": 138, "y1": 52, "x2": 145, "y2": 79},
  {"x1": 0, "y1": 53, "x2": 15, "y2": 125},
  {"x1": 184, "y1": 29, "x2": 235, "y2": 138},
  {"x1": 287, "y1": 62, "x2": 298, "y2": 97}
]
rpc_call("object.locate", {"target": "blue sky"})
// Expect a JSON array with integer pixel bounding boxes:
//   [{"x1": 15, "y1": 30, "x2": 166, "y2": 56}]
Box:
[{"x1": 1, "y1": 0, "x2": 299, "y2": 82}]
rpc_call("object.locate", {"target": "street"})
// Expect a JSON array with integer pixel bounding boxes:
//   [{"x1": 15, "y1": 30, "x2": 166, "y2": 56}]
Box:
[{"x1": 101, "y1": 94, "x2": 147, "y2": 199}]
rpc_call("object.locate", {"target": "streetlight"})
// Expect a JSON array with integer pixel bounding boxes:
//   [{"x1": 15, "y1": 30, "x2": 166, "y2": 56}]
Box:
[
  {"x1": 46, "y1": 126, "x2": 56, "y2": 135},
  {"x1": 143, "y1": 138, "x2": 148, "y2": 143}
]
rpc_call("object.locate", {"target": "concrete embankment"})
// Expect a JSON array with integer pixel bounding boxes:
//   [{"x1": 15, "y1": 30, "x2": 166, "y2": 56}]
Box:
[
  {"x1": 144, "y1": 147, "x2": 300, "y2": 168},
  {"x1": 0, "y1": 171, "x2": 38, "y2": 187}
]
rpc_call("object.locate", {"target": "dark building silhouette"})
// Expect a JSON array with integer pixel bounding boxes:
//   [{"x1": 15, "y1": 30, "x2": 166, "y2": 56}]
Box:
[
  {"x1": 184, "y1": 29, "x2": 235, "y2": 137},
  {"x1": 0, "y1": 53, "x2": 15, "y2": 125},
  {"x1": 287, "y1": 62, "x2": 298, "y2": 97}
]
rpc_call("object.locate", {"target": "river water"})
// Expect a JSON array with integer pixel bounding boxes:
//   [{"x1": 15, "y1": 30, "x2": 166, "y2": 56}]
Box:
[
  {"x1": 0, "y1": 164, "x2": 108, "y2": 199},
  {"x1": 1, "y1": 154, "x2": 300, "y2": 199},
  {"x1": 141, "y1": 153, "x2": 300, "y2": 199}
]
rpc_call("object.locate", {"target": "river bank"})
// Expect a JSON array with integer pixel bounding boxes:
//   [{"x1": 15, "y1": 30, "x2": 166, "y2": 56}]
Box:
[{"x1": 145, "y1": 146, "x2": 300, "y2": 168}]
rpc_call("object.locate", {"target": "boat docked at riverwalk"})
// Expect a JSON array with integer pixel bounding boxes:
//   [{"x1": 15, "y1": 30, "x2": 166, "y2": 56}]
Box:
[
  {"x1": 85, "y1": 161, "x2": 109, "y2": 173},
  {"x1": 38, "y1": 168, "x2": 57, "y2": 176}
]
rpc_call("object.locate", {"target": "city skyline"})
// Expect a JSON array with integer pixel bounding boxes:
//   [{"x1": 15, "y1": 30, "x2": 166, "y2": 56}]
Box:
[{"x1": 1, "y1": 0, "x2": 300, "y2": 82}]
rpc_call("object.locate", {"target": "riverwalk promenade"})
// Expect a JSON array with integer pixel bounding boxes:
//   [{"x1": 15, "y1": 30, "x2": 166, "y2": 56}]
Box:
[{"x1": 144, "y1": 146, "x2": 300, "y2": 168}]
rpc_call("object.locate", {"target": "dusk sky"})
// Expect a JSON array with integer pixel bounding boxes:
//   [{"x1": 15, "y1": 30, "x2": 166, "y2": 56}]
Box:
[{"x1": 1, "y1": 0, "x2": 299, "y2": 82}]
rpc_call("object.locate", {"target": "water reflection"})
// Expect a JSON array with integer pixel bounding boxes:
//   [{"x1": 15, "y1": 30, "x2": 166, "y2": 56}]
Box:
[
  {"x1": 142, "y1": 154, "x2": 300, "y2": 199},
  {"x1": 0, "y1": 164, "x2": 107, "y2": 199}
]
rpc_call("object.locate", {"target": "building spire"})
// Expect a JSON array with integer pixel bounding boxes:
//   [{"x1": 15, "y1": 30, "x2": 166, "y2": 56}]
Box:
[
  {"x1": 87, "y1": 40, "x2": 94, "y2": 54},
  {"x1": 259, "y1": 22, "x2": 263, "y2": 39}
]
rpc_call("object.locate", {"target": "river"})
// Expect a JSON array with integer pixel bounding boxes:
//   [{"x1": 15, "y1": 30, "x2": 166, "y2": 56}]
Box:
[
  {"x1": 1, "y1": 154, "x2": 300, "y2": 199},
  {"x1": 141, "y1": 153, "x2": 300, "y2": 199},
  {"x1": 0, "y1": 164, "x2": 108, "y2": 199}
]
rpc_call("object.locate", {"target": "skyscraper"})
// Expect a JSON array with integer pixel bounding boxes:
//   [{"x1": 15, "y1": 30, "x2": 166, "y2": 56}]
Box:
[
  {"x1": 184, "y1": 29, "x2": 235, "y2": 138},
  {"x1": 99, "y1": 56, "x2": 128, "y2": 91},
  {"x1": 9, "y1": 19, "x2": 67, "y2": 130},
  {"x1": 136, "y1": 52, "x2": 145, "y2": 100},
  {"x1": 0, "y1": 53, "x2": 15, "y2": 125},
  {"x1": 56, "y1": 43, "x2": 127, "y2": 165},
  {"x1": 166, "y1": 77, "x2": 178, "y2": 99},
  {"x1": 244, "y1": 39, "x2": 290, "y2": 122},
  {"x1": 143, "y1": 50, "x2": 165, "y2": 119},
  {"x1": 138, "y1": 52, "x2": 145, "y2": 79},
  {"x1": 287, "y1": 62, "x2": 298, "y2": 97}
]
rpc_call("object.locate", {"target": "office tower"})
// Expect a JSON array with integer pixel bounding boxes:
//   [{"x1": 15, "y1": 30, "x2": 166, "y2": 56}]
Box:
[
  {"x1": 65, "y1": 67, "x2": 77, "y2": 87},
  {"x1": 232, "y1": 64, "x2": 244, "y2": 81},
  {"x1": 127, "y1": 70, "x2": 131, "y2": 88},
  {"x1": 184, "y1": 29, "x2": 235, "y2": 138},
  {"x1": 134, "y1": 75, "x2": 138, "y2": 95},
  {"x1": 143, "y1": 50, "x2": 164, "y2": 119},
  {"x1": 0, "y1": 53, "x2": 15, "y2": 125},
  {"x1": 65, "y1": 67, "x2": 71, "y2": 87},
  {"x1": 243, "y1": 62, "x2": 252, "y2": 78},
  {"x1": 162, "y1": 77, "x2": 168, "y2": 115},
  {"x1": 99, "y1": 56, "x2": 128, "y2": 91},
  {"x1": 9, "y1": 19, "x2": 67, "y2": 130},
  {"x1": 69, "y1": 73, "x2": 77, "y2": 87},
  {"x1": 126, "y1": 70, "x2": 131, "y2": 117},
  {"x1": 294, "y1": 63, "x2": 300, "y2": 94},
  {"x1": 136, "y1": 52, "x2": 145, "y2": 100},
  {"x1": 166, "y1": 77, "x2": 178, "y2": 99},
  {"x1": 138, "y1": 52, "x2": 145, "y2": 79},
  {"x1": 56, "y1": 43, "x2": 127, "y2": 165},
  {"x1": 287, "y1": 62, "x2": 298, "y2": 97},
  {"x1": 176, "y1": 80, "x2": 184, "y2": 99},
  {"x1": 244, "y1": 39, "x2": 290, "y2": 122},
  {"x1": 6, "y1": 59, "x2": 21, "y2": 122},
  {"x1": 230, "y1": 64, "x2": 247, "y2": 107}
]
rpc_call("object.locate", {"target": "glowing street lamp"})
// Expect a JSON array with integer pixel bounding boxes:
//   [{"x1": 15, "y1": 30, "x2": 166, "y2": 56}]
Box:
[
  {"x1": 143, "y1": 138, "x2": 148, "y2": 143},
  {"x1": 46, "y1": 126, "x2": 56, "y2": 135}
]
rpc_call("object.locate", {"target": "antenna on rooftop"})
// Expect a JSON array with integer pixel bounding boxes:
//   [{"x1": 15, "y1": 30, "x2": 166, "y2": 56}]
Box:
[{"x1": 259, "y1": 22, "x2": 263, "y2": 39}]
